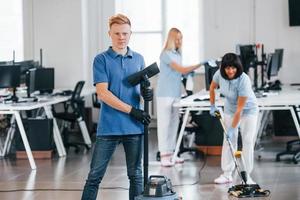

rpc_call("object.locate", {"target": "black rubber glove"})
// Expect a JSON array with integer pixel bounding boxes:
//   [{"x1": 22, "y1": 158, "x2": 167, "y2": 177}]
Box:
[
  {"x1": 141, "y1": 88, "x2": 153, "y2": 101},
  {"x1": 129, "y1": 107, "x2": 151, "y2": 125}
]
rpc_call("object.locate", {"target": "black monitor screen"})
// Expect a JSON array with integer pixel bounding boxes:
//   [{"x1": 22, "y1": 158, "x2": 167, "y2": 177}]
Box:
[
  {"x1": 289, "y1": 0, "x2": 300, "y2": 26},
  {"x1": 274, "y1": 49, "x2": 284, "y2": 70},
  {"x1": 265, "y1": 54, "x2": 273, "y2": 80},
  {"x1": 239, "y1": 45, "x2": 256, "y2": 73},
  {"x1": 27, "y1": 68, "x2": 54, "y2": 94},
  {"x1": 205, "y1": 62, "x2": 219, "y2": 90},
  {"x1": 0, "y1": 61, "x2": 10, "y2": 65},
  {"x1": 15, "y1": 60, "x2": 39, "y2": 74},
  {"x1": 15, "y1": 60, "x2": 39, "y2": 84},
  {"x1": 266, "y1": 52, "x2": 281, "y2": 80},
  {"x1": 0, "y1": 65, "x2": 21, "y2": 88}
]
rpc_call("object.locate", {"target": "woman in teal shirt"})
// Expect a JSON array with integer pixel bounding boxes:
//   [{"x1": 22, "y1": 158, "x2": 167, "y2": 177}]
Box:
[
  {"x1": 156, "y1": 28, "x2": 203, "y2": 167},
  {"x1": 210, "y1": 53, "x2": 258, "y2": 184}
]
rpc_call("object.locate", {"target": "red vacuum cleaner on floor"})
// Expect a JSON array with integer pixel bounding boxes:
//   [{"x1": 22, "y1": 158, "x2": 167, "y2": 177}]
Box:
[{"x1": 215, "y1": 111, "x2": 270, "y2": 198}]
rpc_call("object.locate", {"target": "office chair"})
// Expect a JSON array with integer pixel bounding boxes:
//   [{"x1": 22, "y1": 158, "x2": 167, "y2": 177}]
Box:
[
  {"x1": 91, "y1": 92, "x2": 101, "y2": 135},
  {"x1": 177, "y1": 75, "x2": 206, "y2": 158},
  {"x1": 275, "y1": 107, "x2": 300, "y2": 164},
  {"x1": 177, "y1": 111, "x2": 205, "y2": 158},
  {"x1": 276, "y1": 139, "x2": 300, "y2": 164},
  {"x1": 53, "y1": 81, "x2": 92, "y2": 152}
]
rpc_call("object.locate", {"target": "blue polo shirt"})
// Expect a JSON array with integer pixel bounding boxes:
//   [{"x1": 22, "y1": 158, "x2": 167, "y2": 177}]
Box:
[
  {"x1": 156, "y1": 50, "x2": 182, "y2": 98},
  {"x1": 213, "y1": 70, "x2": 258, "y2": 115},
  {"x1": 93, "y1": 47, "x2": 145, "y2": 136}
]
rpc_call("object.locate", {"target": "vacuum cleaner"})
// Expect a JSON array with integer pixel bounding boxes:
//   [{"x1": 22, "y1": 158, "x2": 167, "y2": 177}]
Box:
[
  {"x1": 215, "y1": 111, "x2": 270, "y2": 198},
  {"x1": 135, "y1": 176, "x2": 179, "y2": 200},
  {"x1": 127, "y1": 63, "x2": 179, "y2": 200}
]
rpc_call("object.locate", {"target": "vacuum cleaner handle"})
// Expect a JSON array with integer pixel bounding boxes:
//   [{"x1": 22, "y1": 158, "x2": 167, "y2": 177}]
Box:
[{"x1": 148, "y1": 175, "x2": 169, "y2": 182}]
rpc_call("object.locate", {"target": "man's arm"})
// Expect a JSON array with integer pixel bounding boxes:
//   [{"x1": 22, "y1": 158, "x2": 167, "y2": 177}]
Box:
[{"x1": 96, "y1": 82, "x2": 132, "y2": 113}]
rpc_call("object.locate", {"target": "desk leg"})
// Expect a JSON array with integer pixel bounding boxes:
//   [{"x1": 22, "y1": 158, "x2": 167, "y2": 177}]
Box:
[
  {"x1": 43, "y1": 106, "x2": 66, "y2": 157},
  {"x1": 3, "y1": 116, "x2": 16, "y2": 156},
  {"x1": 254, "y1": 110, "x2": 264, "y2": 147},
  {"x1": 0, "y1": 137, "x2": 3, "y2": 156},
  {"x1": 14, "y1": 111, "x2": 36, "y2": 170},
  {"x1": 78, "y1": 117, "x2": 92, "y2": 147},
  {"x1": 172, "y1": 108, "x2": 191, "y2": 164},
  {"x1": 289, "y1": 107, "x2": 300, "y2": 138}
]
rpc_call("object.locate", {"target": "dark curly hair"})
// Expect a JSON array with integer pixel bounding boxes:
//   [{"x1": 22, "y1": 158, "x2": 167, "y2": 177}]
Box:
[{"x1": 220, "y1": 53, "x2": 243, "y2": 80}]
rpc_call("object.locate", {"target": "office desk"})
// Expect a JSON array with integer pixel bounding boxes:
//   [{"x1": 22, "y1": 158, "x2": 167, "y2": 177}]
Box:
[
  {"x1": 0, "y1": 96, "x2": 69, "y2": 170},
  {"x1": 172, "y1": 86, "x2": 300, "y2": 162}
]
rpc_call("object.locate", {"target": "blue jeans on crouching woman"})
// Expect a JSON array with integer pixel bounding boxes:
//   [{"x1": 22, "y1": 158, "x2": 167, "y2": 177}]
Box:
[{"x1": 81, "y1": 134, "x2": 143, "y2": 200}]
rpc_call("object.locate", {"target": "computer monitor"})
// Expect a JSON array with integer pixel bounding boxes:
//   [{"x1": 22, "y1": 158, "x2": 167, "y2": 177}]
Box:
[
  {"x1": 15, "y1": 60, "x2": 39, "y2": 74},
  {"x1": 266, "y1": 51, "x2": 281, "y2": 81},
  {"x1": 274, "y1": 49, "x2": 284, "y2": 70},
  {"x1": 0, "y1": 61, "x2": 14, "y2": 66},
  {"x1": 0, "y1": 65, "x2": 21, "y2": 101},
  {"x1": 204, "y1": 62, "x2": 219, "y2": 90},
  {"x1": 0, "y1": 61, "x2": 9, "y2": 65},
  {"x1": 238, "y1": 45, "x2": 257, "y2": 73},
  {"x1": 289, "y1": 0, "x2": 300, "y2": 26},
  {"x1": 27, "y1": 68, "x2": 55, "y2": 96},
  {"x1": 15, "y1": 60, "x2": 40, "y2": 84}
]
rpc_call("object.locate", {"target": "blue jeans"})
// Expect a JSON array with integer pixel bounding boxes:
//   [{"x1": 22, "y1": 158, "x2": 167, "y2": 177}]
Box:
[{"x1": 81, "y1": 134, "x2": 143, "y2": 200}]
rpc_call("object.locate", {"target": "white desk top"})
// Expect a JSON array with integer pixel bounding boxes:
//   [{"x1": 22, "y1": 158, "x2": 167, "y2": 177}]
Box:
[
  {"x1": 0, "y1": 86, "x2": 95, "y2": 111},
  {"x1": 52, "y1": 87, "x2": 95, "y2": 96},
  {"x1": 0, "y1": 96, "x2": 69, "y2": 111},
  {"x1": 173, "y1": 85, "x2": 300, "y2": 108}
]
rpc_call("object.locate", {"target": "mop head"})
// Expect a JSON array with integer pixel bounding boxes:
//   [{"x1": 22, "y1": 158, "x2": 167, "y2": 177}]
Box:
[{"x1": 228, "y1": 184, "x2": 270, "y2": 198}]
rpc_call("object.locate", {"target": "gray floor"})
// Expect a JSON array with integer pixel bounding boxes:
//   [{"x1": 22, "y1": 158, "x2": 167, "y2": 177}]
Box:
[{"x1": 0, "y1": 129, "x2": 299, "y2": 200}]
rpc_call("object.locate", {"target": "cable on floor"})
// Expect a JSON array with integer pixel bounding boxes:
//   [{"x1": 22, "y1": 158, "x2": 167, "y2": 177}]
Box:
[
  {"x1": 0, "y1": 186, "x2": 129, "y2": 192},
  {"x1": 0, "y1": 154, "x2": 207, "y2": 192},
  {"x1": 172, "y1": 153, "x2": 207, "y2": 187}
]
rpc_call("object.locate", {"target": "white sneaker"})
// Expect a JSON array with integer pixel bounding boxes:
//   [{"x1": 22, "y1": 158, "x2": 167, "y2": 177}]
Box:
[
  {"x1": 214, "y1": 174, "x2": 233, "y2": 184},
  {"x1": 160, "y1": 154, "x2": 174, "y2": 167},
  {"x1": 174, "y1": 156, "x2": 184, "y2": 164}
]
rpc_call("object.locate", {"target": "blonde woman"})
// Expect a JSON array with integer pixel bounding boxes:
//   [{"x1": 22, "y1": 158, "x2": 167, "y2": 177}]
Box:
[{"x1": 156, "y1": 28, "x2": 203, "y2": 167}]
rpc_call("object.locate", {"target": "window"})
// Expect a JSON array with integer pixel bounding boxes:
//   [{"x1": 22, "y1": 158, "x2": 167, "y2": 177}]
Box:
[
  {"x1": 165, "y1": 0, "x2": 201, "y2": 66},
  {"x1": 116, "y1": 0, "x2": 162, "y2": 66},
  {"x1": 115, "y1": 0, "x2": 201, "y2": 67},
  {"x1": 0, "y1": 0, "x2": 23, "y2": 62}
]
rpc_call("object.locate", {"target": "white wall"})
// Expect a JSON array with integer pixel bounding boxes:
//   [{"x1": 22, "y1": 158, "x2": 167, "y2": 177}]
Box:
[
  {"x1": 202, "y1": 0, "x2": 255, "y2": 58},
  {"x1": 23, "y1": 0, "x2": 300, "y2": 88},
  {"x1": 202, "y1": 0, "x2": 300, "y2": 84},
  {"x1": 23, "y1": 0, "x2": 115, "y2": 89},
  {"x1": 31, "y1": 0, "x2": 83, "y2": 88},
  {"x1": 255, "y1": 0, "x2": 300, "y2": 83}
]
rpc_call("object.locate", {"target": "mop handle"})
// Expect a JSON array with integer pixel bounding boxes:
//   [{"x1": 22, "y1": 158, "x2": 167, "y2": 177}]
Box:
[
  {"x1": 214, "y1": 111, "x2": 237, "y2": 154},
  {"x1": 214, "y1": 111, "x2": 246, "y2": 183}
]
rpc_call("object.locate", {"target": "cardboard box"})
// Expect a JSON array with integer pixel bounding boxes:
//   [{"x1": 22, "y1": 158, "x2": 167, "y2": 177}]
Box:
[
  {"x1": 16, "y1": 150, "x2": 53, "y2": 159},
  {"x1": 196, "y1": 145, "x2": 222, "y2": 156}
]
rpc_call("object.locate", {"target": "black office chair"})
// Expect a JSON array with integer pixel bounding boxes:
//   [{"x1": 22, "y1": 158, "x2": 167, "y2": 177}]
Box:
[
  {"x1": 176, "y1": 111, "x2": 205, "y2": 158},
  {"x1": 276, "y1": 139, "x2": 300, "y2": 164},
  {"x1": 177, "y1": 75, "x2": 206, "y2": 158},
  {"x1": 91, "y1": 92, "x2": 101, "y2": 136},
  {"x1": 53, "y1": 81, "x2": 92, "y2": 152},
  {"x1": 275, "y1": 107, "x2": 300, "y2": 164}
]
